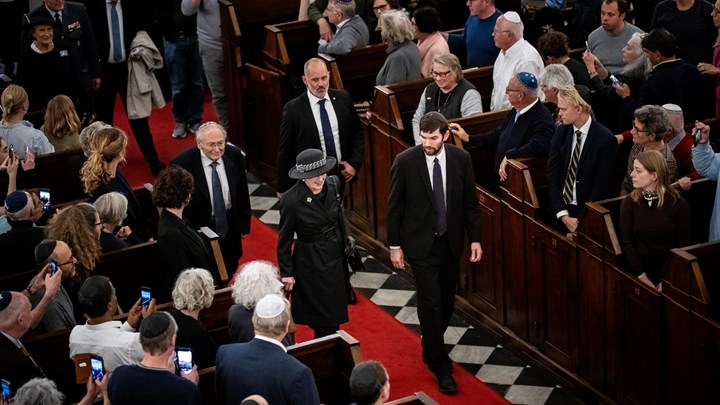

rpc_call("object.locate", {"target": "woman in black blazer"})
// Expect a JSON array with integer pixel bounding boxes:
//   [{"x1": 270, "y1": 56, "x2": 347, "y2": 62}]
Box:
[{"x1": 152, "y1": 165, "x2": 215, "y2": 303}]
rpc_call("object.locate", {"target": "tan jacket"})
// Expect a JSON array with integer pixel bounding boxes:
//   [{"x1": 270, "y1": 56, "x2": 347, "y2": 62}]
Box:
[{"x1": 127, "y1": 31, "x2": 165, "y2": 119}]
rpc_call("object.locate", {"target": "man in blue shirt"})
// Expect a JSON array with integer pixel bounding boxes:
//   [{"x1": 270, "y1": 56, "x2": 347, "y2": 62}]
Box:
[{"x1": 444, "y1": 0, "x2": 502, "y2": 68}]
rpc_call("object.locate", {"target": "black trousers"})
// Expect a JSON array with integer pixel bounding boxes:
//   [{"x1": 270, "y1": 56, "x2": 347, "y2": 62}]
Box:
[
  {"x1": 409, "y1": 233, "x2": 458, "y2": 376},
  {"x1": 94, "y1": 62, "x2": 161, "y2": 164}
]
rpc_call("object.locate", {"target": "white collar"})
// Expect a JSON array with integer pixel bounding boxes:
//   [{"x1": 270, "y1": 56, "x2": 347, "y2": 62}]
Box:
[{"x1": 254, "y1": 335, "x2": 287, "y2": 352}]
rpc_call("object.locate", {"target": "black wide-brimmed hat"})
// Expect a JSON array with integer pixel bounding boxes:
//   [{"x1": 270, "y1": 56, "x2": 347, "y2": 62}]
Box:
[
  {"x1": 22, "y1": 14, "x2": 54, "y2": 31},
  {"x1": 288, "y1": 149, "x2": 336, "y2": 180}
]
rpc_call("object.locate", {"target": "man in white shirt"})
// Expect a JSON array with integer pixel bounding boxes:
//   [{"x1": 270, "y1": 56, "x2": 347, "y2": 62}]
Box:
[
  {"x1": 69, "y1": 275, "x2": 156, "y2": 371},
  {"x1": 490, "y1": 11, "x2": 543, "y2": 111}
]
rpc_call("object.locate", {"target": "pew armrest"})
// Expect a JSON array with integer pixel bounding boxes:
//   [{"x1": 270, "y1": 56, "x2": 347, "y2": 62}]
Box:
[{"x1": 199, "y1": 226, "x2": 229, "y2": 284}]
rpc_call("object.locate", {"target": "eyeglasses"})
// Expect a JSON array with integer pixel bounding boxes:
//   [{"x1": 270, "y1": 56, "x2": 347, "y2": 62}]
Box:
[
  {"x1": 203, "y1": 142, "x2": 226, "y2": 149},
  {"x1": 632, "y1": 126, "x2": 650, "y2": 134},
  {"x1": 431, "y1": 70, "x2": 452, "y2": 78},
  {"x1": 55, "y1": 257, "x2": 75, "y2": 267},
  {"x1": 506, "y1": 87, "x2": 523, "y2": 94},
  {"x1": 95, "y1": 221, "x2": 104, "y2": 227},
  {"x1": 373, "y1": 3, "x2": 389, "y2": 12}
]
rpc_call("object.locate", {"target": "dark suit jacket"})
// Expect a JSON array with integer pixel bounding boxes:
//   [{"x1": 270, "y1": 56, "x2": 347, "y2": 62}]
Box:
[
  {"x1": 546, "y1": 119, "x2": 618, "y2": 217},
  {"x1": 156, "y1": 209, "x2": 215, "y2": 302},
  {"x1": 170, "y1": 145, "x2": 252, "y2": 240},
  {"x1": 0, "y1": 333, "x2": 45, "y2": 393},
  {"x1": 469, "y1": 100, "x2": 554, "y2": 171},
  {"x1": 277, "y1": 89, "x2": 364, "y2": 193},
  {"x1": 387, "y1": 144, "x2": 481, "y2": 260},
  {"x1": 27, "y1": 1, "x2": 101, "y2": 79},
  {"x1": 216, "y1": 338, "x2": 320, "y2": 405},
  {"x1": 84, "y1": 0, "x2": 149, "y2": 64}
]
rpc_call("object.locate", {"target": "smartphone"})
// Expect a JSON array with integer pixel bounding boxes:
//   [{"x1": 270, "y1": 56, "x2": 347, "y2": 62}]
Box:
[
  {"x1": 585, "y1": 40, "x2": 589, "y2": 49},
  {"x1": 8, "y1": 145, "x2": 14, "y2": 161},
  {"x1": 609, "y1": 75, "x2": 622, "y2": 87},
  {"x1": 50, "y1": 259, "x2": 58, "y2": 276},
  {"x1": 141, "y1": 286, "x2": 151, "y2": 308},
  {"x1": 90, "y1": 354, "x2": 104, "y2": 381},
  {"x1": 39, "y1": 188, "x2": 51, "y2": 213},
  {"x1": 694, "y1": 128, "x2": 703, "y2": 146},
  {"x1": 1, "y1": 379, "x2": 10, "y2": 402},
  {"x1": 175, "y1": 347, "x2": 193, "y2": 375}
]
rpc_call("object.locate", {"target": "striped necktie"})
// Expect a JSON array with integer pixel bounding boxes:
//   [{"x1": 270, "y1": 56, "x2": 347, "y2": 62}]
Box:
[{"x1": 563, "y1": 130, "x2": 583, "y2": 205}]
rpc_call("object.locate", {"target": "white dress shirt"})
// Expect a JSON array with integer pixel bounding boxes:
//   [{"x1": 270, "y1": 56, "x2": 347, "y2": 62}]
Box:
[
  {"x1": 200, "y1": 152, "x2": 232, "y2": 210},
  {"x1": 306, "y1": 90, "x2": 343, "y2": 161},
  {"x1": 556, "y1": 116, "x2": 593, "y2": 218},
  {"x1": 69, "y1": 320, "x2": 143, "y2": 371},
  {"x1": 105, "y1": 0, "x2": 127, "y2": 63},
  {"x1": 491, "y1": 38, "x2": 543, "y2": 111}
]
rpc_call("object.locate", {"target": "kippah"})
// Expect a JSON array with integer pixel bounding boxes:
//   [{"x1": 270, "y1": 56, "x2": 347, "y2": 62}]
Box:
[
  {"x1": 78, "y1": 276, "x2": 113, "y2": 307},
  {"x1": 4, "y1": 191, "x2": 29, "y2": 214},
  {"x1": 255, "y1": 294, "x2": 285, "y2": 318},
  {"x1": 662, "y1": 103, "x2": 683, "y2": 114},
  {"x1": 516, "y1": 72, "x2": 538, "y2": 90},
  {"x1": 504, "y1": 11, "x2": 521, "y2": 24},
  {"x1": 35, "y1": 239, "x2": 57, "y2": 266},
  {"x1": 336, "y1": 0, "x2": 353, "y2": 4},
  {"x1": 140, "y1": 312, "x2": 171, "y2": 338},
  {"x1": 0, "y1": 291, "x2": 11, "y2": 312}
]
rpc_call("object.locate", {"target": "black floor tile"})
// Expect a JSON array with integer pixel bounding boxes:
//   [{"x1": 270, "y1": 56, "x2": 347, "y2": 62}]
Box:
[
  {"x1": 250, "y1": 184, "x2": 279, "y2": 197},
  {"x1": 405, "y1": 323, "x2": 422, "y2": 335},
  {"x1": 484, "y1": 348, "x2": 526, "y2": 367},
  {"x1": 514, "y1": 366, "x2": 557, "y2": 387},
  {"x1": 457, "y1": 327, "x2": 505, "y2": 347},
  {"x1": 355, "y1": 287, "x2": 378, "y2": 299},
  {"x1": 456, "y1": 362, "x2": 481, "y2": 375},
  {"x1": 486, "y1": 383, "x2": 511, "y2": 397},
  {"x1": 362, "y1": 258, "x2": 395, "y2": 274},
  {"x1": 377, "y1": 305, "x2": 403, "y2": 317},
  {"x1": 544, "y1": 388, "x2": 586, "y2": 405},
  {"x1": 380, "y1": 274, "x2": 416, "y2": 291}
]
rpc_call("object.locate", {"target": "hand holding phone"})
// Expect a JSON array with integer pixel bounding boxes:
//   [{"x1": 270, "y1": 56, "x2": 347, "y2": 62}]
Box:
[
  {"x1": 50, "y1": 259, "x2": 58, "y2": 276},
  {"x1": 141, "y1": 286, "x2": 152, "y2": 308},
  {"x1": 609, "y1": 75, "x2": 622, "y2": 88},
  {"x1": 90, "y1": 355, "x2": 104, "y2": 381},
  {"x1": 1, "y1": 379, "x2": 10, "y2": 403},
  {"x1": 694, "y1": 128, "x2": 704, "y2": 146}
]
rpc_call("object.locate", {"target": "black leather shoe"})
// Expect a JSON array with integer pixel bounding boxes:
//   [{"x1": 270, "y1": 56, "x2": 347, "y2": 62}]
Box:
[
  {"x1": 347, "y1": 286, "x2": 357, "y2": 304},
  {"x1": 436, "y1": 374, "x2": 458, "y2": 394},
  {"x1": 150, "y1": 161, "x2": 166, "y2": 176}
]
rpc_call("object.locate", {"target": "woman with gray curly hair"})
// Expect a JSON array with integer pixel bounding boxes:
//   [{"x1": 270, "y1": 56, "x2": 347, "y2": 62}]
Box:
[
  {"x1": 228, "y1": 260, "x2": 291, "y2": 345},
  {"x1": 375, "y1": 10, "x2": 422, "y2": 86},
  {"x1": 168, "y1": 267, "x2": 217, "y2": 368},
  {"x1": 93, "y1": 191, "x2": 131, "y2": 252}
]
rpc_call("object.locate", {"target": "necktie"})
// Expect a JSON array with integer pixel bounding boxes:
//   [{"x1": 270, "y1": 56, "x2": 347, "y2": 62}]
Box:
[
  {"x1": 514, "y1": 111, "x2": 520, "y2": 123},
  {"x1": 433, "y1": 158, "x2": 447, "y2": 236},
  {"x1": 20, "y1": 343, "x2": 45, "y2": 375},
  {"x1": 318, "y1": 99, "x2": 338, "y2": 159},
  {"x1": 110, "y1": 1, "x2": 122, "y2": 63},
  {"x1": 54, "y1": 12, "x2": 61, "y2": 25},
  {"x1": 563, "y1": 130, "x2": 583, "y2": 205},
  {"x1": 210, "y1": 161, "x2": 229, "y2": 238}
]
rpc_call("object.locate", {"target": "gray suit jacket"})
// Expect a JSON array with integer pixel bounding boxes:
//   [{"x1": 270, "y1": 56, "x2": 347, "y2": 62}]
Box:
[{"x1": 318, "y1": 15, "x2": 370, "y2": 55}]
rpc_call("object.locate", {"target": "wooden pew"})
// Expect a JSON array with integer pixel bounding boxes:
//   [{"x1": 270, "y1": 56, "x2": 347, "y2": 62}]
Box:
[
  {"x1": 94, "y1": 241, "x2": 161, "y2": 310},
  {"x1": 386, "y1": 392, "x2": 439, "y2": 405},
  {"x1": 33, "y1": 148, "x2": 86, "y2": 205},
  {"x1": 321, "y1": 43, "x2": 389, "y2": 103},
  {"x1": 262, "y1": 20, "x2": 319, "y2": 77}
]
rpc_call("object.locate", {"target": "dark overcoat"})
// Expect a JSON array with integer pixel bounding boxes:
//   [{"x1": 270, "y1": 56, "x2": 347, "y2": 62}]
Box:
[{"x1": 277, "y1": 176, "x2": 348, "y2": 326}]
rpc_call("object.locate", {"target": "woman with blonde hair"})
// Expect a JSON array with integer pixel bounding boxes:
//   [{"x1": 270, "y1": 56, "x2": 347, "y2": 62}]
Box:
[
  {"x1": 81, "y1": 127, "x2": 152, "y2": 243},
  {"x1": 41, "y1": 95, "x2": 82, "y2": 152},
  {"x1": 92, "y1": 191, "x2": 131, "y2": 252},
  {"x1": 169, "y1": 268, "x2": 217, "y2": 368},
  {"x1": 0, "y1": 84, "x2": 55, "y2": 159},
  {"x1": 620, "y1": 150, "x2": 691, "y2": 292},
  {"x1": 228, "y1": 260, "x2": 291, "y2": 345},
  {"x1": 46, "y1": 202, "x2": 102, "y2": 280}
]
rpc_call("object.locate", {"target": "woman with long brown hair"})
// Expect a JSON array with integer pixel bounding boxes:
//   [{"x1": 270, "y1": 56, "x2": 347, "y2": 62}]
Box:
[
  {"x1": 46, "y1": 203, "x2": 102, "y2": 280},
  {"x1": 41, "y1": 95, "x2": 82, "y2": 152},
  {"x1": 620, "y1": 150, "x2": 691, "y2": 291},
  {"x1": 81, "y1": 127, "x2": 152, "y2": 243}
]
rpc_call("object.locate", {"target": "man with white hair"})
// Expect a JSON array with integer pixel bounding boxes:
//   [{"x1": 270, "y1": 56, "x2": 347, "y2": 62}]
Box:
[
  {"x1": 317, "y1": 0, "x2": 370, "y2": 55},
  {"x1": 0, "y1": 291, "x2": 46, "y2": 393},
  {"x1": 0, "y1": 190, "x2": 45, "y2": 273},
  {"x1": 490, "y1": 11, "x2": 543, "y2": 111},
  {"x1": 216, "y1": 295, "x2": 320, "y2": 405},
  {"x1": 663, "y1": 104, "x2": 701, "y2": 191}
]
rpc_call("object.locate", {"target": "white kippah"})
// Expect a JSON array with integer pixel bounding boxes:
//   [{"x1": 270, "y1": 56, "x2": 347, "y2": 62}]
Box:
[
  {"x1": 662, "y1": 103, "x2": 682, "y2": 114},
  {"x1": 504, "y1": 11, "x2": 521, "y2": 24},
  {"x1": 255, "y1": 294, "x2": 286, "y2": 318}
]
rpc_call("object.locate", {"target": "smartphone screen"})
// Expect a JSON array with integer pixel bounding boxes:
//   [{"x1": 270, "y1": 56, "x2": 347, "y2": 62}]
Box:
[
  {"x1": 141, "y1": 287, "x2": 151, "y2": 308},
  {"x1": 39, "y1": 188, "x2": 51, "y2": 213},
  {"x1": 8, "y1": 146, "x2": 14, "y2": 161},
  {"x1": 90, "y1": 355, "x2": 104, "y2": 381},
  {"x1": 50, "y1": 260, "x2": 58, "y2": 276},
  {"x1": 1, "y1": 379, "x2": 10, "y2": 401},
  {"x1": 609, "y1": 75, "x2": 621, "y2": 87},
  {"x1": 175, "y1": 348, "x2": 193, "y2": 375},
  {"x1": 694, "y1": 128, "x2": 703, "y2": 146}
]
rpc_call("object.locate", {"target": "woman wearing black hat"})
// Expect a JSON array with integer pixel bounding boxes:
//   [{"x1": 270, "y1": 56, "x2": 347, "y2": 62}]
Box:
[
  {"x1": 277, "y1": 149, "x2": 350, "y2": 338},
  {"x1": 16, "y1": 14, "x2": 92, "y2": 122}
]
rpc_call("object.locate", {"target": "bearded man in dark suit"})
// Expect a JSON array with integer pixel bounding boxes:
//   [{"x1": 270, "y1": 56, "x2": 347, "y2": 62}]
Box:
[
  {"x1": 171, "y1": 122, "x2": 252, "y2": 275},
  {"x1": 387, "y1": 111, "x2": 482, "y2": 394},
  {"x1": 277, "y1": 57, "x2": 364, "y2": 196}
]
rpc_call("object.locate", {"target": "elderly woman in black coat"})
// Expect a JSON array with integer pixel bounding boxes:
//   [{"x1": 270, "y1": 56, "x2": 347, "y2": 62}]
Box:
[{"x1": 278, "y1": 149, "x2": 350, "y2": 338}]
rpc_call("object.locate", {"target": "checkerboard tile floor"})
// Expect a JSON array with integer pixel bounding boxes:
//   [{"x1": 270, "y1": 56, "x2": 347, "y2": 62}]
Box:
[{"x1": 247, "y1": 174, "x2": 585, "y2": 405}]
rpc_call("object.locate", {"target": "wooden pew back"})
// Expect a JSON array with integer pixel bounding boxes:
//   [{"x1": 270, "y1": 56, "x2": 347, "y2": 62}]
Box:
[
  {"x1": 262, "y1": 20, "x2": 318, "y2": 76},
  {"x1": 33, "y1": 149, "x2": 86, "y2": 205},
  {"x1": 322, "y1": 43, "x2": 389, "y2": 102},
  {"x1": 94, "y1": 241, "x2": 161, "y2": 310}
]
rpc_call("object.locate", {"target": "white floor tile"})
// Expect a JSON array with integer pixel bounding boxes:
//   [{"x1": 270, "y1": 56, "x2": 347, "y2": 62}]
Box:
[
  {"x1": 504, "y1": 385, "x2": 554, "y2": 405},
  {"x1": 394, "y1": 306, "x2": 420, "y2": 325},
  {"x1": 350, "y1": 272, "x2": 390, "y2": 289},
  {"x1": 258, "y1": 210, "x2": 280, "y2": 225},
  {"x1": 247, "y1": 183, "x2": 260, "y2": 195},
  {"x1": 448, "y1": 344, "x2": 494, "y2": 365},
  {"x1": 475, "y1": 364, "x2": 524, "y2": 385},
  {"x1": 444, "y1": 326, "x2": 468, "y2": 345},
  {"x1": 250, "y1": 196, "x2": 279, "y2": 211},
  {"x1": 370, "y1": 289, "x2": 415, "y2": 307}
]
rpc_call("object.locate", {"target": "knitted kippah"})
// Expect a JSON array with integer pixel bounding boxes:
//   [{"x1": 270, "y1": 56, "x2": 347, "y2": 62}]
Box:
[
  {"x1": 4, "y1": 191, "x2": 29, "y2": 214},
  {"x1": 516, "y1": 72, "x2": 538, "y2": 90}
]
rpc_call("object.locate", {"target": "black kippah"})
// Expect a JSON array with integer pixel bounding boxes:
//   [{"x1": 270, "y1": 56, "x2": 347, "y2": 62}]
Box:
[
  {"x1": 0, "y1": 291, "x2": 12, "y2": 312},
  {"x1": 35, "y1": 239, "x2": 57, "y2": 266},
  {"x1": 139, "y1": 312, "x2": 171, "y2": 338}
]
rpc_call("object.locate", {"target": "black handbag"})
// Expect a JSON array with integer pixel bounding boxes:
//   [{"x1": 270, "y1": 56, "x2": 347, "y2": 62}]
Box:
[{"x1": 345, "y1": 237, "x2": 367, "y2": 274}]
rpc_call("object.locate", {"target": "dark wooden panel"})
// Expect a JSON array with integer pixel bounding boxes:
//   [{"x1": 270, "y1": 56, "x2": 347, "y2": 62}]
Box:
[
  {"x1": 690, "y1": 312, "x2": 720, "y2": 405},
  {"x1": 345, "y1": 119, "x2": 375, "y2": 237},
  {"x1": 576, "y1": 247, "x2": 608, "y2": 390},
  {"x1": 322, "y1": 44, "x2": 388, "y2": 103}
]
